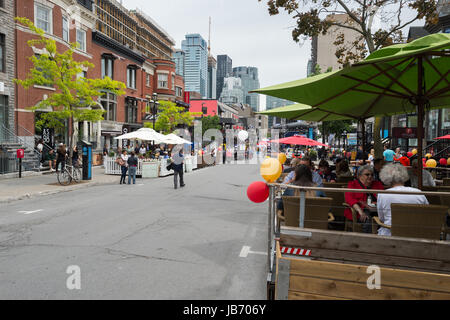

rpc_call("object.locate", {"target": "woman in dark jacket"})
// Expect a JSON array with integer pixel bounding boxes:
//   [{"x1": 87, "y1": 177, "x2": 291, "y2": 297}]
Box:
[
  {"x1": 127, "y1": 151, "x2": 138, "y2": 184},
  {"x1": 56, "y1": 144, "x2": 67, "y2": 173}
]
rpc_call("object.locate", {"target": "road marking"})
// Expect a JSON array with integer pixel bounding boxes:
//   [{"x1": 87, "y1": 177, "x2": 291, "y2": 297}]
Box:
[
  {"x1": 239, "y1": 246, "x2": 267, "y2": 258},
  {"x1": 19, "y1": 209, "x2": 43, "y2": 215}
]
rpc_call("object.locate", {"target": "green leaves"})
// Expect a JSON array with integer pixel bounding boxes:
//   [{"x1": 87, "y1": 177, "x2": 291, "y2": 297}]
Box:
[
  {"x1": 201, "y1": 116, "x2": 222, "y2": 135},
  {"x1": 15, "y1": 17, "x2": 126, "y2": 125},
  {"x1": 144, "y1": 101, "x2": 200, "y2": 134}
]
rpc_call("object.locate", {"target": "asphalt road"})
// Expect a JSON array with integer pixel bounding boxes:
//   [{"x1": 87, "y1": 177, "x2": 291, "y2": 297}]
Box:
[{"x1": 0, "y1": 163, "x2": 268, "y2": 299}]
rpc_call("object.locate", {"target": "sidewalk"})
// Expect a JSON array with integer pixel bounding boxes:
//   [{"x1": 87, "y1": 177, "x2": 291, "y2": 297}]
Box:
[{"x1": 0, "y1": 166, "x2": 119, "y2": 204}]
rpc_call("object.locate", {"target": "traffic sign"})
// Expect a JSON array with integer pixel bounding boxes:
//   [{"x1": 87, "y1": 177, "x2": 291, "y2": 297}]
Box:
[{"x1": 17, "y1": 149, "x2": 24, "y2": 159}]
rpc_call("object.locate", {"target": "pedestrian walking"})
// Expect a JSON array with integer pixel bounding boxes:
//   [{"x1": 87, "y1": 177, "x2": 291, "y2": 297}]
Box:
[
  {"x1": 117, "y1": 150, "x2": 128, "y2": 185},
  {"x1": 56, "y1": 143, "x2": 67, "y2": 173},
  {"x1": 72, "y1": 146, "x2": 79, "y2": 167},
  {"x1": 127, "y1": 151, "x2": 138, "y2": 184},
  {"x1": 172, "y1": 149, "x2": 185, "y2": 189}
]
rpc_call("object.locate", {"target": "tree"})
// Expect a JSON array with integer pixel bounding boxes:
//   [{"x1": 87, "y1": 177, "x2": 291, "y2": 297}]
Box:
[
  {"x1": 258, "y1": 0, "x2": 438, "y2": 157},
  {"x1": 201, "y1": 115, "x2": 222, "y2": 136},
  {"x1": 144, "y1": 100, "x2": 200, "y2": 134},
  {"x1": 15, "y1": 17, "x2": 126, "y2": 159},
  {"x1": 323, "y1": 119, "x2": 354, "y2": 144}
]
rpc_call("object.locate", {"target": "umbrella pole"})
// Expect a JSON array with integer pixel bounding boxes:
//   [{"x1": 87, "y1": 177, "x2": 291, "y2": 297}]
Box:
[
  {"x1": 360, "y1": 119, "x2": 366, "y2": 162},
  {"x1": 417, "y1": 56, "x2": 424, "y2": 190}
]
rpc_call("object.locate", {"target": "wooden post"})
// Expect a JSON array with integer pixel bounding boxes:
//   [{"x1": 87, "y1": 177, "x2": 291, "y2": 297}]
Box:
[
  {"x1": 417, "y1": 56, "x2": 424, "y2": 190},
  {"x1": 299, "y1": 190, "x2": 306, "y2": 228}
]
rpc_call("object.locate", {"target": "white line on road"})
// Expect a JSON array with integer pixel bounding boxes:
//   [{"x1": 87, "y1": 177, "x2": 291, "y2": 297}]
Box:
[
  {"x1": 239, "y1": 246, "x2": 267, "y2": 258},
  {"x1": 19, "y1": 209, "x2": 44, "y2": 215}
]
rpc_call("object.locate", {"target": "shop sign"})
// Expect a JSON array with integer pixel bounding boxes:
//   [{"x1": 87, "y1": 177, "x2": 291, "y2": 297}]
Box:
[{"x1": 392, "y1": 127, "x2": 417, "y2": 139}]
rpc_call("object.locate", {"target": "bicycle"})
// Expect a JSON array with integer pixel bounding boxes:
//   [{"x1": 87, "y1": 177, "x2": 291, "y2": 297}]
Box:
[{"x1": 57, "y1": 163, "x2": 82, "y2": 186}]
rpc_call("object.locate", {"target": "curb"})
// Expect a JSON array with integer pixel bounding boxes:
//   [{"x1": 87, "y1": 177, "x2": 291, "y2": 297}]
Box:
[{"x1": 0, "y1": 179, "x2": 117, "y2": 204}]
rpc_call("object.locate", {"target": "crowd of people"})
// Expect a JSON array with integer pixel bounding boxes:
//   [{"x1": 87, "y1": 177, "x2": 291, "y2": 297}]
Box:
[{"x1": 277, "y1": 143, "x2": 444, "y2": 236}]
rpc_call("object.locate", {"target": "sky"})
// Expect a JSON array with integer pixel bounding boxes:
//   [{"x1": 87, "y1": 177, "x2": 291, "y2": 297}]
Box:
[
  {"x1": 122, "y1": 0, "x2": 312, "y2": 110},
  {"x1": 121, "y1": 0, "x2": 427, "y2": 110}
]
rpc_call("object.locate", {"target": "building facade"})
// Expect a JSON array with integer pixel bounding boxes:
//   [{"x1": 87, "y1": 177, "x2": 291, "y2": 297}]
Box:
[
  {"x1": 207, "y1": 56, "x2": 216, "y2": 99},
  {"x1": 219, "y1": 77, "x2": 244, "y2": 105},
  {"x1": 216, "y1": 54, "x2": 232, "y2": 99},
  {"x1": 14, "y1": 0, "x2": 182, "y2": 156},
  {"x1": 172, "y1": 49, "x2": 185, "y2": 77},
  {"x1": 266, "y1": 96, "x2": 294, "y2": 128},
  {"x1": 0, "y1": 0, "x2": 15, "y2": 142},
  {"x1": 232, "y1": 66, "x2": 260, "y2": 112},
  {"x1": 181, "y1": 34, "x2": 208, "y2": 98}
]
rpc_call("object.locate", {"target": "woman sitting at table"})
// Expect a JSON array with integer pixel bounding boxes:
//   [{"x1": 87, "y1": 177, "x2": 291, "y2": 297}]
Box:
[
  {"x1": 318, "y1": 159, "x2": 336, "y2": 183},
  {"x1": 336, "y1": 159, "x2": 353, "y2": 180},
  {"x1": 377, "y1": 163, "x2": 428, "y2": 236},
  {"x1": 345, "y1": 165, "x2": 384, "y2": 233},
  {"x1": 277, "y1": 165, "x2": 324, "y2": 213}
]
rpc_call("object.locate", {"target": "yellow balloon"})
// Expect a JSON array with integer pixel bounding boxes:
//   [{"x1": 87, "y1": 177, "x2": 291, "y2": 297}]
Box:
[
  {"x1": 448, "y1": 158, "x2": 450, "y2": 166},
  {"x1": 426, "y1": 159, "x2": 437, "y2": 168},
  {"x1": 260, "y1": 158, "x2": 282, "y2": 183},
  {"x1": 278, "y1": 153, "x2": 287, "y2": 165},
  {"x1": 425, "y1": 153, "x2": 432, "y2": 159},
  {"x1": 412, "y1": 149, "x2": 418, "y2": 155}
]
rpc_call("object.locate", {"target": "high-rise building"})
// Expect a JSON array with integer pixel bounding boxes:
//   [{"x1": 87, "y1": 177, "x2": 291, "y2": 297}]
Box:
[
  {"x1": 216, "y1": 55, "x2": 232, "y2": 99},
  {"x1": 266, "y1": 97, "x2": 294, "y2": 128},
  {"x1": 207, "y1": 56, "x2": 217, "y2": 99},
  {"x1": 232, "y1": 66, "x2": 260, "y2": 112},
  {"x1": 181, "y1": 34, "x2": 208, "y2": 98},
  {"x1": 172, "y1": 49, "x2": 185, "y2": 77},
  {"x1": 219, "y1": 77, "x2": 244, "y2": 104}
]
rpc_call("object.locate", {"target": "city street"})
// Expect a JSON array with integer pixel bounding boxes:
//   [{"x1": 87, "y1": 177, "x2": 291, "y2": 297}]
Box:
[{"x1": 0, "y1": 163, "x2": 268, "y2": 299}]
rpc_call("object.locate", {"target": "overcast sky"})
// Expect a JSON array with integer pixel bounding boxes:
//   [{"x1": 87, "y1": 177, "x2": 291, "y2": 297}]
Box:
[
  {"x1": 121, "y1": 0, "x2": 426, "y2": 110},
  {"x1": 122, "y1": 0, "x2": 312, "y2": 109}
]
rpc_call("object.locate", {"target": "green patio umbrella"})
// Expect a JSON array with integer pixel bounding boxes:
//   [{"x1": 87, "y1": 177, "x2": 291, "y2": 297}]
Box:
[
  {"x1": 253, "y1": 33, "x2": 450, "y2": 189},
  {"x1": 257, "y1": 103, "x2": 355, "y2": 121}
]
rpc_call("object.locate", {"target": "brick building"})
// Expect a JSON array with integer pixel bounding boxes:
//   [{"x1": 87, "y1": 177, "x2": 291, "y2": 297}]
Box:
[{"x1": 14, "y1": 0, "x2": 184, "y2": 154}]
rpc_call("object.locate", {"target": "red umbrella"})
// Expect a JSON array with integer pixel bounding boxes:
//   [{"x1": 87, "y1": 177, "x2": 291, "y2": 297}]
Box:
[
  {"x1": 270, "y1": 135, "x2": 329, "y2": 147},
  {"x1": 435, "y1": 135, "x2": 450, "y2": 140}
]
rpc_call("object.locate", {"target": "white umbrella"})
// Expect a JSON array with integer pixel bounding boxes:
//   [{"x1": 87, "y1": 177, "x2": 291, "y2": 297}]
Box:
[
  {"x1": 114, "y1": 128, "x2": 166, "y2": 143},
  {"x1": 162, "y1": 133, "x2": 191, "y2": 145}
]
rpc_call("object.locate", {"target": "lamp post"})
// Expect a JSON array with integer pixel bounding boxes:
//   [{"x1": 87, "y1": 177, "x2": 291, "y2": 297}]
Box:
[{"x1": 343, "y1": 130, "x2": 347, "y2": 152}]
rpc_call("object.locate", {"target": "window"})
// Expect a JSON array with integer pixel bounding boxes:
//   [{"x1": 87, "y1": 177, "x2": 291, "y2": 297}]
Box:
[
  {"x1": 0, "y1": 0, "x2": 4, "y2": 8},
  {"x1": 101, "y1": 56, "x2": 114, "y2": 79},
  {"x1": 146, "y1": 74, "x2": 150, "y2": 87},
  {"x1": 172, "y1": 74, "x2": 175, "y2": 90},
  {"x1": 76, "y1": 29, "x2": 86, "y2": 52},
  {"x1": 35, "y1": 54, "x2": 53, "y2": 87},
  {"x1": 99, "y1": 92, "x2": 116, "y2": 121},
  {"x1": 158, "y1": 73, "x2": 168, "y2": 89},
  {"x1": 127, "y1": 67, "x2": 136, "y2": 89},
  {"x1": 176, "y1": 86, "x2": 183, "y2": 97},
  {"x1": 0, "y1": 34, "x2": 4, "y2": 73},
  {"x1": 126, "y1": 98, "x2": 138, "y2": 123},
  {"x1": 77, "y1": 71, "x2": 87, "y2": 79},
  {"x1": 35, "y1": 4, "x2": 52, "y2": 33},
  {"x1": 62, "y1": 16, "x2": 69, "y2": 42}
]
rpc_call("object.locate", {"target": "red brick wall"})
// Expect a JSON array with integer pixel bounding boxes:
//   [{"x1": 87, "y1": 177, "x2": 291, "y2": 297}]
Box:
[{"x1": 152, "y1": 59, "x2": 176, "y2": 99}]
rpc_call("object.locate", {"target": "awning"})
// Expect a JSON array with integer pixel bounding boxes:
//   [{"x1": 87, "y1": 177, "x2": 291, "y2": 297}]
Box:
[{"x1": 101, "y1": 130, "x2": 122, "y2": 136}]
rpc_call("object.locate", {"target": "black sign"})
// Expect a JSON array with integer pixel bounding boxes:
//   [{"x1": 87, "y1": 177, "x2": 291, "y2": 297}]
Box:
[{"x1": 42, "y1": 128, "x2": 54, "y2": 148}]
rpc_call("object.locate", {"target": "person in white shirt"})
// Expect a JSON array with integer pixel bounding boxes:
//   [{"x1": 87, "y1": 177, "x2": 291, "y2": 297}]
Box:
[
  {"x1": 408, "y1": 159, "x2": 436, "y2": 188},
  {"x1": 139, "y1": 144, "x2": 147, "y2": 156},
  {"x1": 377, "y1": 163, "x2": 429, "y2": 236}
]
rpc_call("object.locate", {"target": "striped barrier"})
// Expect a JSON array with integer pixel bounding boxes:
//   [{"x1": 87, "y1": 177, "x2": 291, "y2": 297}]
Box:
[{"x1": 280, "y1": 247, "x2": 311, "y2": 257}]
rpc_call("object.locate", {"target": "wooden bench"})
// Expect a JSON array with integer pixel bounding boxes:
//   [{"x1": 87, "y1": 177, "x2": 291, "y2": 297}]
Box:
[{"x1": 273, "y1": 227, "x2": 450, "y2": 300}]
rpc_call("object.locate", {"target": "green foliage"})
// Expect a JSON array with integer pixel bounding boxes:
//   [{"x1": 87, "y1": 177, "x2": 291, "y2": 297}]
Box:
[
  {"x1": 14, "y1": 17, "x2": 126, "y2": 140},
  {"x1": 144, "y1": 100, "x2": 201, "y2": 134},
  {"x1": 201, "y1": 115, "x2": 222, "y2": 135},
  {"x1": 322, "y1": 120, "x2": 354, "y2": 137}
]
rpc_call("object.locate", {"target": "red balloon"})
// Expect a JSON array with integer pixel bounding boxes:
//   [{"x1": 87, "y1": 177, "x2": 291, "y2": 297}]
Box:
[
  {"x1": 407, "y1": 152, "x2": 413, "y2": 157},
  {"x1": 440, "y1": 158, "x2": 447, "y2": 166},
  {"x1": 247, "y1": 181, "x2": 269, "y2": 203}
]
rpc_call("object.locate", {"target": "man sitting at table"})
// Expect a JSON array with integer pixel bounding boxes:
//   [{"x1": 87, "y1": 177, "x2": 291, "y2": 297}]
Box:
[
  {"x1": 345, "y1": 165, "x2": 384, "y2": 233},
  {"x1": 355, "y1": 145, "x2": 368, "y2": 165},
  {"x1": 377, "y1": 163, "x2": 428, "y2": 236},
  {"x1": 408, "y1": 159, "x2": 436, "y2": 188}
]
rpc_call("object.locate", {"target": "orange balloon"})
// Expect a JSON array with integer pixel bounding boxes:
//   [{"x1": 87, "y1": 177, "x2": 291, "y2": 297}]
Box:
[
  {"x1": 448, "y1": 158, "x2": 450, "y2": 166},
  {"x1": 260, "y1": 158, "x2": 282, "y2": 183},
  {"x1": 412, "y1": 149, "x2": 418, "y2": 155},
  {"x1": 278, "y1": 153, "x2": 287, "y2": 165}
]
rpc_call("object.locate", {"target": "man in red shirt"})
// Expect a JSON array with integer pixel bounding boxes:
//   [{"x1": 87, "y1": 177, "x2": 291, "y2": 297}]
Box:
[{"x1": 345, "y1": 164, "x2": 384, "y2": 233}]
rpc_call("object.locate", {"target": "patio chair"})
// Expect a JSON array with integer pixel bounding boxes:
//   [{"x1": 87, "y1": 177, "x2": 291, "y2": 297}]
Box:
[
  {"x1": 323, "y1": 184, "x2": 347, "y2": 231},
  {"x1": 282, "y1": 196, "x2": 333, "y2": 230},
  {"x1": 443, "y1": 178, "x2": 450, "y2": 186},
  {"x1": 380, "y1": 203, "x2": 448, "y2": 240},
  {"x1": 336, "y1": 176, "x2": 354, "y2": 184}
]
